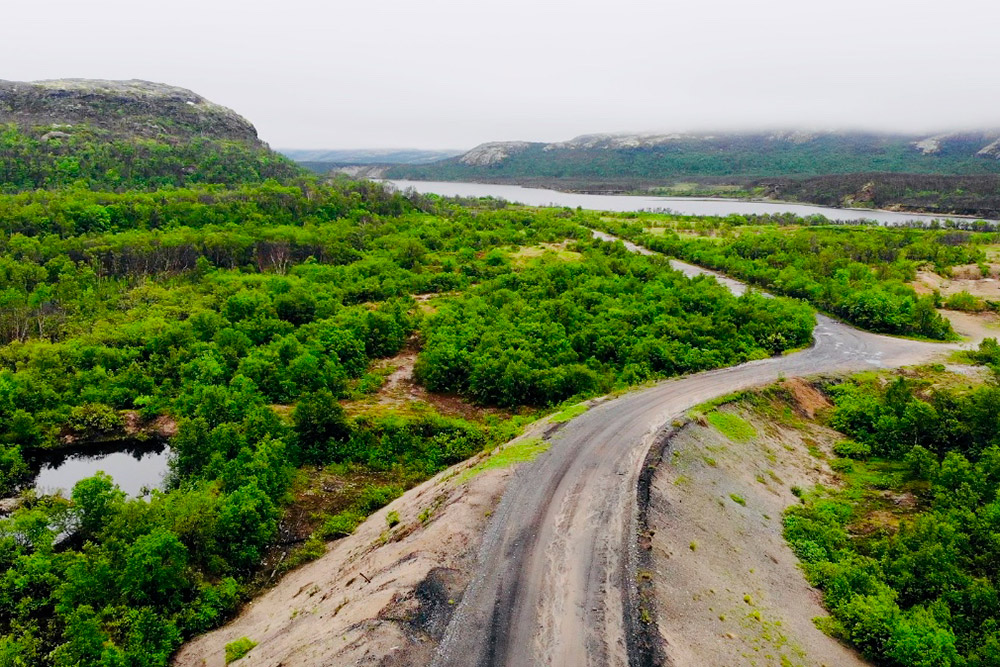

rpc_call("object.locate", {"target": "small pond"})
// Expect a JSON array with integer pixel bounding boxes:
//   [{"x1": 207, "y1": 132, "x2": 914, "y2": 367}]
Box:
[{"x1": 27, "y1": 439, "x2": 172, "y2": 498}]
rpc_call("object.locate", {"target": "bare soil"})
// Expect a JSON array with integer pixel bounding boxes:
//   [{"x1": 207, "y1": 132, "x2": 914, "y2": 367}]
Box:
[
  {"x1": 909, "y1": 266, "x2": 1000, "y2": 344},
  {"x1": 173, "y1": 423, "x2": 551, "y2": 667},
  {"x1": 939, "y1": 309, "x2": 1000, "y2": 344},
  {"x1": 913, "y1": 265, "x2": 1000, "y2": 300},
  {"x1": 778, "y1": 378, "x2": 831, "y2": 419},
  {"x1": 646, "y1": 395, "x2": 868, "y2": 667},
  {"x1": 342, "y1": 337, "x2": 512, "y2": 422}
]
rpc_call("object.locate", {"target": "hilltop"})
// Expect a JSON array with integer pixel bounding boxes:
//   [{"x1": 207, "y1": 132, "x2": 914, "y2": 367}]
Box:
[{"x1": 0, "y1": 79, "x2": 301, "y2": 191}]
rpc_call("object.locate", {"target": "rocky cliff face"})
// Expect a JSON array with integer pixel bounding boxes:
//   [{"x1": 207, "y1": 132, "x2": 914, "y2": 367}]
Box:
[{"x1": 0, "y1": 79, "x2": 262, "y2": 145}]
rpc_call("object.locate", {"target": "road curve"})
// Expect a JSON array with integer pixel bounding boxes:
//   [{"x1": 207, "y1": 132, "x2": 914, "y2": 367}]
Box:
[{"x1": 432, "y1": 254, "x2": 956, "y2": 667}]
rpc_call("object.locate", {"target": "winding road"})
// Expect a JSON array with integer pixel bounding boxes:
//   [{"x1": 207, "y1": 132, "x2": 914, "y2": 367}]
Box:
[{"x1": 432, "y1": 241, "x2": 959, "y2": 667}]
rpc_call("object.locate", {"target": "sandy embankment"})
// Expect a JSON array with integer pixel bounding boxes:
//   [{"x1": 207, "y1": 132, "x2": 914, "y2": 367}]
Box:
[
  {"x1": 645, "y1": 380, "x2": 869, "y2": 667},
  {"x1": 173, "y1": 419, "x2": 553, "y2": 667}
]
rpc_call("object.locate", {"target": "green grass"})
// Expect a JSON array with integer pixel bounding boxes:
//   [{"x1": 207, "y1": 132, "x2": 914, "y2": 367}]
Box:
[
  {"x1": 707, "y1": 411, "x2": 757, "y2": 443},
  {"x1": 511, "y1": 243, "x2": 583, "y2": 268},
  {"x1": 730, "y1": 493, "x2": 747, "y2": 506},
  {"x1": 456, "y1": 438, "x2": 550, "y2": 484},
  {"x1": 316, "y1": 509, "x2": 364, "y2": 539},
  {"x1": 225, "y1": 637, "x2": 258, "y2": 664},
  {"x1": 550, "y1": 402, "x2": 589, "y2": 423},
  {"x1": 687, "y1": 391, "x2": 750, "y2": 420}
]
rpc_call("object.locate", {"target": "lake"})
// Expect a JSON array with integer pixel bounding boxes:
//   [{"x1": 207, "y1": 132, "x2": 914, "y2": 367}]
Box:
[
  {"x1": 28, "y1": 439, "x2": 171, "y2": 498},
  {"x1": 385, "y1": 179, "x2": 993, "y2": 225}
]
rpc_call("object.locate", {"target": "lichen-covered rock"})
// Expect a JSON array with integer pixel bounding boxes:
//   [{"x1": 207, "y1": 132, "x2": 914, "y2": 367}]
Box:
[
  {"x1": 0, "y1": 78, "x2": 262, "y2": 145},
  {"x1": 458, "y1": 141, "x2": 530, "y2": 166},
  {"x1": 978, "y1": 138, "x2": 1000, "y2": 159},
  {"x1": 0, "y1": 79, "x2": 300, "y2": 191}
]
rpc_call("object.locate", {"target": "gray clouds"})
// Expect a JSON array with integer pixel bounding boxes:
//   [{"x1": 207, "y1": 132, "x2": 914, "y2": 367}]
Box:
[{"x1": 4, "y1": 0, "x2": 998, "y2": 148}]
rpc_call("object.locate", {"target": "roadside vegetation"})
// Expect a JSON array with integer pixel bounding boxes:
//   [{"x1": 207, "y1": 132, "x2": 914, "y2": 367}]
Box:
[{"x1": 784, "y1": 348, "x2": 1000, "y2": 665}]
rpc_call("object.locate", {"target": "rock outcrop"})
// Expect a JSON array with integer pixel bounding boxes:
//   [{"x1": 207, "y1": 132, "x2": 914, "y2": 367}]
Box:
[
  {"x1": 0, "y1": 78, "x2": 262, "y2": 145},
  {"x1": 458, "y1": 141, "x2": 530, "y2": 166}
]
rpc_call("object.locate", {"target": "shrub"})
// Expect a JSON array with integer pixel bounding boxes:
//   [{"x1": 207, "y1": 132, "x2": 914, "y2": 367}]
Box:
[
  {"x1": 317, "y1": 510, "x2": 364, "y2": 539},
  {"x1": 279, "y1": 537, "x2": 326, "y2": 573},
  {"x1": 967, "y1": 338, "x2": 1000, "y2": 366},
  {"x1": 944, "y1": 290, "x2": 986, "y2": 312},
  {"x1": 830, "y1": 458, "x2": 855, "y2": 473},
  {"x1": 225, "y1": 637, "x2": 257, "y2": 664},
  {"x1": 67, "y1": 403, "x2": 124, "y2": 434},
  {"x1": 833, "y1": 440, "x2": 872, "y2": 460}
]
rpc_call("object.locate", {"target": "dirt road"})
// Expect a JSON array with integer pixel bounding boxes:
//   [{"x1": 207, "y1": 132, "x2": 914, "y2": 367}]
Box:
[{"x1": 432, "y1": 254, "x2": 956, "y2": 667}]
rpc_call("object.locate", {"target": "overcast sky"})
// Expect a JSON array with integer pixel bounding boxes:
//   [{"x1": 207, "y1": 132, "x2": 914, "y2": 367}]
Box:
[{"x1": 4, "y1": 0, "x2": 998, "y2": 149}]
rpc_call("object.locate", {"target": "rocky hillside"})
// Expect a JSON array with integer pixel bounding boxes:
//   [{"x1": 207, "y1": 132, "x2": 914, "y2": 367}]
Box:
[
  {"x1": 0, "y1": 79, "x2": 300, "y2": 191},
  {"x1": 0, "y1": 79, "x2": 261, "y2": 144},
  {"x1": 387, "y1": 130, "x2": 1000, "y2": 183}
]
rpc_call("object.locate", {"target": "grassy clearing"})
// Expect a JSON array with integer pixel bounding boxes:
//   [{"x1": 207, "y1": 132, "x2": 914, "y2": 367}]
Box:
[
  {"x1": 510, "y1": 243, "x2": 583, "y2": 268},
  {"x1": 456, "y1": 437, "x2": 550, "y2": 484},
  {"x1": 550, "y1": 402, "x2": 588, "y2": 423},
  {"x1": 707, "y1": 411, "x2": 757, "y2": 443}
]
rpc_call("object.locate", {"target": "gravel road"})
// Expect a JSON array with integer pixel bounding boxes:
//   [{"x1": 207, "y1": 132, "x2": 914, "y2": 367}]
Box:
[{"x1": 432, "y1": 250, "x2": 955, "y2": 667}]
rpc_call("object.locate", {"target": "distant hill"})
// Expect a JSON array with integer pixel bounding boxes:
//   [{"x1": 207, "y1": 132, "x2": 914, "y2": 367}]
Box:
[
  {"x1": 384, "y1": 130, "x2": 1000, "y2": 217},
  {"x1": 280, "y1": 147, "x2": 463, "y2": 168},
  {"x1": 0, "y1": 79, "x2": 301, "y2": 191},
  {"x1": 387, "y1": 130, "x2": 1000, "y2": 183}
]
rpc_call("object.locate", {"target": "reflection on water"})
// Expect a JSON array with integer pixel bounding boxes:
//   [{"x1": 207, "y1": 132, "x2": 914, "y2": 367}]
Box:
[
  {"x1": 29, "y1": 440, "x2": 171, "y2": 498},
  {"x1": 385, "y1": 180, "x2": 995, "y2": 226}
]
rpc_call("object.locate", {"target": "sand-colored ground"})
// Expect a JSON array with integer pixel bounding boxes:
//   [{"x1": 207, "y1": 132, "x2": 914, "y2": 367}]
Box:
[
  {"x1": 909, "y1": 265, "x2": 1000, "y2": 346},
  {"x1": 173, "y1": 420, "x2": 552, "y2": 667},
  {"x1": 913, "y1": 264, "x2": 1000, "y2": 300},
  {"x1": 647, "y1": 385, "x2": 868, "y2": 667},
  {"x1": 940, "y1": 308, "x2": 1000, "y2": 345}
]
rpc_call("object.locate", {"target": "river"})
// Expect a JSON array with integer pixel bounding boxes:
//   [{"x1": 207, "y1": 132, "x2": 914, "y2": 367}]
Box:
[{"x1": 385, "y1": 179, "x2": 993, "y2": 225}]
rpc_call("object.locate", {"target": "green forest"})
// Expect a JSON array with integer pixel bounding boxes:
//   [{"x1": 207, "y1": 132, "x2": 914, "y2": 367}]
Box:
[
  {"x1": 592, "y1": 212, "x2": 996, "y2": 339},
  {"x1": 0, "y1": 170, "x2": 823, "y2": 665},
  {"x1": 785, "y1": 349, "x2": 1000, "y2": 666},
  {"x1": 388, "y1": 136, "x2": 1000, "y2": 183},
  {"x1": 5, "y1": 100, "x2": 1000, "y2": 665},
  {"x1": 0, "y1": 124, "x2": 301, "y2": 192}
]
